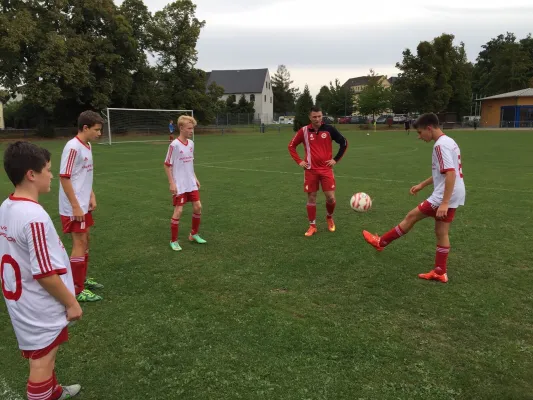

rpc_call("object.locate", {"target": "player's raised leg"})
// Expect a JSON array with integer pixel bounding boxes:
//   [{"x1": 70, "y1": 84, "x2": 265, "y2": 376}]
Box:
[
  {"x1": 170, "y1": 203, "x2": 183, "y2": 251},
  {"x1": 324, "y1": 190, "x2": 336, "y2": 232},
  {"x1": 189, "y1": 200, "x2": 207, "y2": 244},
  {"x1": 418, "y1": 220, "x2": 451, "y2": 283},
  {"x1": 363, "y1": 206, "x2": 428, "y2": 251}
]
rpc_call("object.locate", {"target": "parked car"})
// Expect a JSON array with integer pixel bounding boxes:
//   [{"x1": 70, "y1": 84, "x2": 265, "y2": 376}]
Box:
[{"x1": 338, "y1": 116, "x2": 351, "y2": 124}]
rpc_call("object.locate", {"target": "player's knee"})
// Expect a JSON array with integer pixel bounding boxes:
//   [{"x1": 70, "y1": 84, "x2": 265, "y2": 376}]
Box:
[
  {"x1": 326, "y1": 194, "x2": 336, "y2": 203},
  {"x1": 193, "y1": 204, "x2": 202, "y2": 214}
]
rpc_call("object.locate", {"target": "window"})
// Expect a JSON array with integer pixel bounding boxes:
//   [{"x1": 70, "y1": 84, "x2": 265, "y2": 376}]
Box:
[
  {"x1": 266, "y1": 82, "x2": 268, "y2": 89},
  {"x1": 264, "y1": 95, "x2": 266, "y2": 102},
  {"x1": 270, "y1": 97, "x2": 272, "y2": 103},
  {"x1": 250, "y1": 94, "x2": 255, "y2": 102}
]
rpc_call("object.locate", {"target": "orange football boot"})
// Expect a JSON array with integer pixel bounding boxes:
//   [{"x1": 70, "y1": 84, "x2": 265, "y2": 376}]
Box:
[
  {"x1": 418, "y1": 269, "x2": 448, "y2": 283},
  {"x1": 362, "y1": 230, "x2": 384, "y2": 251},
  {"x1": 304, "y1": 225, "x2": 318, "y2": 237},
  {"x1": 327, "y1": 218, "x2": 336, "y2": 232}
]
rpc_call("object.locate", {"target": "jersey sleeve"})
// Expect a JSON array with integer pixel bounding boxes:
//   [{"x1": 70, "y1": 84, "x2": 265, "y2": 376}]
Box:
[
  {"x1": 164, "y1": 144, "x2": 175, "y2": 166},
  {"x1": 24, "y1": 219, "x2": 68, "y2": 280},
  {"x1": 59, "y1": 145, "x2": 78, "y2": 178},
  {"x1": 435, "y1": 144, "x2": 455, "y2": 174},
  {"x1": 288, "y1": 129, "x2": 304, "y2": 164},
  {"x1": 330, "y1": 126, "x2": 348, "y2": 162}
]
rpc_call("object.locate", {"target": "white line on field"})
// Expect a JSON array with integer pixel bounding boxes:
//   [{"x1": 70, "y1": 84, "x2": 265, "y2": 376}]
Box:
[{"x1": 0, "y1": 378, "x2": 24, "y2": 400}]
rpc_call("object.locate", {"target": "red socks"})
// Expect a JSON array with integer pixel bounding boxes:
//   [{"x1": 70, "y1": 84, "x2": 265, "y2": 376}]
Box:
[
  {"x1": 70, "y1": 256, "x2": 85, "y2": 295},
  {"x1": 326, "y1": 200, "x2": 336, "y2": 218},
  {"x1": 191, "y1": 213, "x2": 201, "y2": 235},
  {"x1": 306, "y1": 203, "x2": 317, "y2": 225},
  {"x1": 171, "y1": 218, "x2": 179, "y2": 242},
  {"x1": 379, "y1": 225, "x2": 405, "y2": 247},
  {"x1": 435, "y1": 245, "x2": 450, "y2": 275},
  {"x1": 27, "y1": 376, "x2": 54, "y2": 400}
]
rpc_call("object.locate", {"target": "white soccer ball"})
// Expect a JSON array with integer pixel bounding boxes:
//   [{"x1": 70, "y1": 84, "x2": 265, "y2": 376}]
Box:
[{"x1": 350, "y1": 192, "x2": 372, "y2": 212}]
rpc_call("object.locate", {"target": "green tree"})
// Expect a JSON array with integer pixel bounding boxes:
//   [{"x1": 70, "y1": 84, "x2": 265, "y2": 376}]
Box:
[
  {"x1": 293, "y1": 85, "x2": 314, "y2": 132},
  {"x1": 356, "y1": 70, "x2": 391, "y2": 120},
  {"x1": 390, "y1": 77, "x2": 416, "y2": 114},
  {"x1": 237, "y1": 94, "x2": 255, "y2": 114},
  {"x1": 272, "y1": 65, "x2": 299, "y2": 114}
]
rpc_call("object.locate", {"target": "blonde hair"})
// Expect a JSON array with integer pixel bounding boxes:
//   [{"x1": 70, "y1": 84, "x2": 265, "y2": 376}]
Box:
[{"x1": 178, "y1": 115, "x2": 197, "y2": 128}]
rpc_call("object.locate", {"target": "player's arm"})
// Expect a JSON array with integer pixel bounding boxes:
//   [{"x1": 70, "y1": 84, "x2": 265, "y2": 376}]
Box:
[
  {"x1": 89, "y1": 190, "x2": 97, "y2": 211},
  {"x1": 59, "y1": 147, "x2": 84, "y2": 221},
  {"x1": 164, "y1": 144, "x2": 177, "y2": 194},
  {"x1": 288, "y1": 129, "x2": 307, "y2": 167},
  {"x1": 410, "y1": 177, "x2": 433, "y2": 195},
  {"x1": 329, "y1": 127, "x2": 348, "y2": 165},
  {"x1": 25, "y1": 221, "x2": 82, "y2": 321}
]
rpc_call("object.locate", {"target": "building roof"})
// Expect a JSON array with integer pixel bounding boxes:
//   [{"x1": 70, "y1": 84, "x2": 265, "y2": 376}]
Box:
[
  {"x1": 388, "y1": 76, "x2": 399, "y2": 85},
  {"x1": 343, "y1": 75, "x2": 385, "y2": 88},
  {"x1": 206, "y1": 68, "x2": 268, "y2": 94},
  {"x1": 480, "y1": 88, "x2": 533, "y2": 100}
]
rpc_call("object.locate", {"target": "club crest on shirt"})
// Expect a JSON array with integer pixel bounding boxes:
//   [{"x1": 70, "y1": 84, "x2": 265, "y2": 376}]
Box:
[{"x1": 321, "y1": 133, "x2": 327, "y2": 139}]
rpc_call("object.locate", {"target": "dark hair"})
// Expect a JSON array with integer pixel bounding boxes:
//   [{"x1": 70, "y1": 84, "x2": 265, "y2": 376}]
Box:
[
  {"x1": 413, "y1": 113, "x2": 439, "y2": 129},
  {"x1": 3, "y1": 141, "x2": 51, "y2": 186},
  {"x1": 78, "y1": 110, "x2": 104, "y2": 131},
  {"x1": 309, "y1": 106, "x2": 322, "y2": 114}
]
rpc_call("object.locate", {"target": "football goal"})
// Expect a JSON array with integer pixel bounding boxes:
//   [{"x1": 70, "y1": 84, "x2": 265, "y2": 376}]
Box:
[{"x1": 101, "y1": 108, "x2": 195, "y2": 145}]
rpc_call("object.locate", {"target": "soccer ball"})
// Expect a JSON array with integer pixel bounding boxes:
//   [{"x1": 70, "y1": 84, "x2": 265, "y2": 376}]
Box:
[{"x1": 350, "y1": 192, "x2": 372, "y2": 212}]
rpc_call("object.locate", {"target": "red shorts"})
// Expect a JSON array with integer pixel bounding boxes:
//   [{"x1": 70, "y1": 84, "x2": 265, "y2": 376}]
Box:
[
  {"x1": 60, "y1": 212, "x2": 94, "y2": 234},
  {"x1": 173, "y1": 190, "x2": 200, "y2": 206},
  {"x1": 418, "y1": 200, "x2": 457, "y2": 223},
  {"x1": 21, "y1": 326, "x2": 68, "y2": 359},
  {"x1": 304, "y1": 169, "x2": 336, "y2": 193}
]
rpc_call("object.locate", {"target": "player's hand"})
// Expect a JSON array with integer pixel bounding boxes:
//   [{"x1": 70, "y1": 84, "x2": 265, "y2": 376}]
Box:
[
  {"x1": 170, "y1": 183, "x2": 177, "y2": 195},
  {"x1": 409, "y1": 184, "x2": 423, "y2": 195},
  {"x1": 66, "y1": 302, "x2": 83, "y2": 321},
  {"x1": 299, "y1": 161, "x2": 309, "y2": 169},
  {"x1": 326, "y1": 159, "x2": 337, "y2": 167},
  {"x1": 436, "y1": 203, "x2": 449, "y2": 219},
  {"x1": 89, "y1": 195, "x2": 97, "y2": 212},
  {"x1": 196, "y1": 180, "x2": 201, "y2": 189},
  {"x1": 73, "y1": 205, "x2": 85, "y2": 222}
]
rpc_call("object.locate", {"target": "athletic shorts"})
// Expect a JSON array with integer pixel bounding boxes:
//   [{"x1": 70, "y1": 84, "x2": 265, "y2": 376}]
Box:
[
  {"x1": 60, "y1": 212, "x2": 94, "y2": 234},
  {"x1": 173, "y1": 190, "x2": 200, "y2": 206},
  {"x1": 21, "y1": 327, "x2": 68, "y2": 360},
  {"x1": 418, "y1": 200, "x2": 456, "y2": 223},
  {"x1": 304, "y1": 169, "x2": 336, "y2": 193}
]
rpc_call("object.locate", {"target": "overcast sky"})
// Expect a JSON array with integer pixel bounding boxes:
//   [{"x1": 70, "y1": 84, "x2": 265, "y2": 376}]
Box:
[{"x1": 117, "y1": 0, "x2": 532, "y2": 97}]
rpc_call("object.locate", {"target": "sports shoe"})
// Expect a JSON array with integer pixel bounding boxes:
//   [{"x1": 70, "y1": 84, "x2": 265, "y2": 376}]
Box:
[
  {"x1": 362, "y1": 230, "x2": 384, "y2": 251},
  {"x1": 76, "y1": 289, "x2": 102, "y2": 302},
  {"x1": 418, "y1": 269, "x2": 448, "y2": 283},
  {"x1": 304, "y1": 225, "x2": 318, "y2": 237},
  {"x1": 327, "y1": 217, "x2": 336, "y2": 232},
  {"x1": 58, "y1": 384, "x2": 81, "y2": 399},
  {"x1": 84, "y1": 277, "x2": 103, "y2": 290},
  {"x1": 189, "y1": 234, "x2": 207, "y2": 244},
  {"x1": 170, "y1": 241, "x2": 182, "y2": 251}
]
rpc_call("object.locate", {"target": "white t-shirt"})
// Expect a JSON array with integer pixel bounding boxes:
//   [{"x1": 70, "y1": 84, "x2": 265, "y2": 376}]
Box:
[
  {"x1": 0, "y1": 196, "x2": 74, "y2": 350},
  {"x1": 164, "y1": 138, "x2": 198, "y2": 195},
  {"x1": 59, "y1": 137, "x2": 94, "y2": 216},
  {"x1": 427, "y1": 135, "x2": 466, "y2": 208}
]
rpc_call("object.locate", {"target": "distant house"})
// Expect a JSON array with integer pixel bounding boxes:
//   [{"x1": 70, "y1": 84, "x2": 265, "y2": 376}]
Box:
[
  {"x1": 479, "y1": 88, "x2": 533, "y2": 128},
  {"x1": 342, "y1": 75, "x2": 393, "y2": 114},
  {"x1": 206, "y1": 68, "x2": 274, "y2": 123}
]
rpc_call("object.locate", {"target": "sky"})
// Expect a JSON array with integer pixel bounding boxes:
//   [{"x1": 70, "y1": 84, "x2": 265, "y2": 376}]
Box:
[{"x1": 117, "y1": 0, "x2": 533, "y2": 97}]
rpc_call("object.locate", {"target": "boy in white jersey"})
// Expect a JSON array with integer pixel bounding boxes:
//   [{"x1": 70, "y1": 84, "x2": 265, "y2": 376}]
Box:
[
  {"x1": 59, "y1": 111, "x2": 103, "y2": 302},
  {"x1": 1, "y1": 141, "x2": 83, "y2": 399},
  {"x1": 164, "y1": 115, "x2": 207, "y2": 251},
  {"x1": 362, "y1": 113, "x2": 466, "y2": 283}
]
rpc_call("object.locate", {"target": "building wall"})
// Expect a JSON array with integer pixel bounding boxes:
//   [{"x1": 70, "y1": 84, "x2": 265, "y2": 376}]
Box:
[
  {"x1": 480, "y1": 96, "x2": 533, "y2": 127},
  {"x1": 259, "y1": 70, "x2": 273, "y2": 123},
  {"x1": 0, "y1": 102, "x2": 4, "y2": 129}
]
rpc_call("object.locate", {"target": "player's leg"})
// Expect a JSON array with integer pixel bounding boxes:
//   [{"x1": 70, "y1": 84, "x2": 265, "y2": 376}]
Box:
[
  {"x1": 170, "y1": 202, "x2": 184, "y2": 251},
  {"x1": 418, "y1": 212, "x2": 455, "y2": 283},
  {"x1": 363, "y1": 205, "x2": 429, "y2": 251},
  {"x1": 324, "y1": 190, "x2": 336, "y2": 232},
  {"x1": 305, "y1": 191, "x2": 318, "y2": 236},
  {"x1": 70, "y1": 232, "x2": 101, "y2": 302},
  {"x1": 83, "y1": 215, "x2": 103, "y2": 291},
  {"x1": 189, "y1": 197, "x2": 207, "y2": 244}
]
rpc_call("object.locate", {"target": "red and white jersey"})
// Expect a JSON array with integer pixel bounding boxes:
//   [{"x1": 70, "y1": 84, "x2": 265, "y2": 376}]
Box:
[
  {"x1": 164, "y1": 138, "x2": 198, "y2": 195},
  {"x1": 0, "y1": 196, "x2": 74, "y2": 350},
  {"x1": 428, "y1": 135, "x2": 466, "y2": 208},
  {"x1": 59, "y1": 137, "x2": 94, "y2": 216}
]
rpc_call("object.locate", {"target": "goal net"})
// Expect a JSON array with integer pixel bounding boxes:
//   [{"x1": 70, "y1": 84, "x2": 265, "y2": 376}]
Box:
[{"x1": 101, "y1": 108, "x2": 195, "y2": 145}]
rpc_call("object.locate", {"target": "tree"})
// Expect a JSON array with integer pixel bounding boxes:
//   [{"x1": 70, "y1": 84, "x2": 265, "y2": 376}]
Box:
[
  {"x1": 315, "y1": 85, "x2": 331, "y2": 110},
  {"x1": 272, "y1": 65, "x2": 299, "y2": 114},
  {"x1": 327, "y1": 79, "x2": 354, "y2": 117},
  {"x1": 390, "y1": 77, "x2": 416, "y2": 114},
  {"x1": 356, "y1": 70, "x2": 391, "y2": 120},
  {"x1": 237, "y1": 94, "x2": 255, "y2": 114},
  {"x1": 293, "y1": 85, "x2": 314, "y2": 132}
]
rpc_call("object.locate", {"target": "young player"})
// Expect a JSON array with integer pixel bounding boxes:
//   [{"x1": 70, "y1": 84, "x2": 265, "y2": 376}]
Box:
[
  {"x1": 1, "y1": 141, "x2": 83, "y2": 399},
  {"x1": 59, "y1": 111, "x2": 103, "y2": 302},
  {"x1": 288, "y1": 106, "x2": 348, "y2": 236},
  {"x1": 169, "y1": 119, "x2": 175, "y2": 142},
  {"x1": 164, "y1": 115, "x2": 207, "y2": 251},
  {"x1": 362, "y1": 113, "x2": 465, "y2": 283}
]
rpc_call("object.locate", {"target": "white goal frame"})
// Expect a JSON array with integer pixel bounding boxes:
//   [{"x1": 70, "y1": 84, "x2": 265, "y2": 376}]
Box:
[{"x1": 103, "y1": 108, "x2": 195, "y2": 145}]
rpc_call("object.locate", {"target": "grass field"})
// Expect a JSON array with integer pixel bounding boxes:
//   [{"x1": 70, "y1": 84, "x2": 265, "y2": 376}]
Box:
[{"x1": 0, "y1": 128, "x2": 532, "y2": 400}]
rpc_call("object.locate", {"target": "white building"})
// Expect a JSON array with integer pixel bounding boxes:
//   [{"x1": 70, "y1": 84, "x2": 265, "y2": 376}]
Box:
[{"x1": 206, "y1": 68, "x2": 274, "y2": 123}]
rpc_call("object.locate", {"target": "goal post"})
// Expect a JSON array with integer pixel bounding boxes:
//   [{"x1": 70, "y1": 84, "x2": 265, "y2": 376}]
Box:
[{"x1": 101, "y1": 108, "x2": 195, "y2": 145}]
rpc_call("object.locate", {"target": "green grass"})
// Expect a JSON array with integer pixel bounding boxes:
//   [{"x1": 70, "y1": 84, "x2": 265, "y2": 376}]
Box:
[{"x1": 1, "y1": 129, "x2": 532, "y2": 399}]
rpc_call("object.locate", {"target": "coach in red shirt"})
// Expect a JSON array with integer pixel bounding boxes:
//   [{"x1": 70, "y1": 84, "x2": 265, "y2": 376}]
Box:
[{"x1": 288, "y1": 106, "x2": 348, "y2": 236}]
